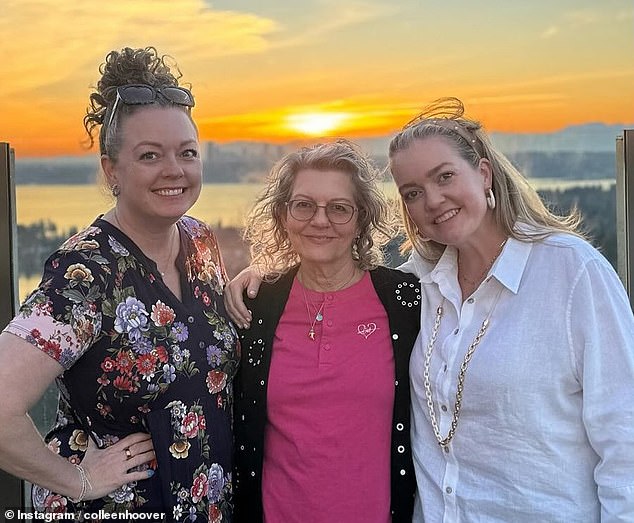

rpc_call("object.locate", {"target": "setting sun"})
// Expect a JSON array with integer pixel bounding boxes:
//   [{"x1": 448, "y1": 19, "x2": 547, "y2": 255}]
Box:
[{"x1": 286, "y1": 112, "x2": 350, "y2": 137}]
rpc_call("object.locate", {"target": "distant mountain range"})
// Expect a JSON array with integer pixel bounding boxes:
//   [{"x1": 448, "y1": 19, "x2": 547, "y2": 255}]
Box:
[
  {"x1": 354, "y1": 122, "x2": 633, "y2": 156},
  {"x1": 14, "y1": 122, "x2": 633, "y2": 185}
]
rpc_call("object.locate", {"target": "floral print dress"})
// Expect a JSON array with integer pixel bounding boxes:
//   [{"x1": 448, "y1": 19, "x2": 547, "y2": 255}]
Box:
[{"x1": 5, "y1": 216, "x2": 239, "y2": 522}]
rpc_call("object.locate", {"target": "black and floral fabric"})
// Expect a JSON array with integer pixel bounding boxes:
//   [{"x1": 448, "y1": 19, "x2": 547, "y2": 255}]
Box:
[{"x1": 6, "y1": 216, "x2": 239, "y2": 522}]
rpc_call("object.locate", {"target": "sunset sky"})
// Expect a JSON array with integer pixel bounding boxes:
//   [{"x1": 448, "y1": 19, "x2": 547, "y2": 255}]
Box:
[{"x1": 1, "y1": 0, "x2": 633, "y2": 157}]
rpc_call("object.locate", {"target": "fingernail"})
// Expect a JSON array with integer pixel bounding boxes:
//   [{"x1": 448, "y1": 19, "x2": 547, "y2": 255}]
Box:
[
  {"x1": 147, "y1": 469, "x2": 155, "y2": 478},
  {"x1": 248, "y1": 290, "x2": 256, "y2": 296},
  {"x1": 243, "y1": 323, "x2": 250, "y2": 330}
]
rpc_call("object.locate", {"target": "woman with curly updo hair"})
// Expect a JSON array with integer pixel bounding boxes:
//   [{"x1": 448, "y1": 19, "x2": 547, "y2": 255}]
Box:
[
  {"x1": 0, "y1": 47, "x2": 239, "y2": 521},
  {"x1": 231, "y1": 140, "x2": 419, "y2": 522}
]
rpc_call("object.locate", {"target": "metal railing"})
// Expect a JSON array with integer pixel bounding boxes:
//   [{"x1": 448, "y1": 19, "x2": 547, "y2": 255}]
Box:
[
  {"x1": 0, "y1": 142, "x2": 25, "y2": 508},
  {"x1": 616, "y1": 130, "x2": 634, "y2": 308}
]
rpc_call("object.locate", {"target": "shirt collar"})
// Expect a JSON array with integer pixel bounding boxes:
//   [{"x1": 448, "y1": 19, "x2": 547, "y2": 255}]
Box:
[
  {"x1": 420, "y1": 235, "x2": 533, "y2": 295},
  {"x1": 491, "y1": 236, "x2": 532, "y2": 294}
]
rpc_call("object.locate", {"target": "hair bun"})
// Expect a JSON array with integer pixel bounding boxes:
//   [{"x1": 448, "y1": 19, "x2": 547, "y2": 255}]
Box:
[{"x1": 83, "y1": 46, "x2": 183, "y2": 150}]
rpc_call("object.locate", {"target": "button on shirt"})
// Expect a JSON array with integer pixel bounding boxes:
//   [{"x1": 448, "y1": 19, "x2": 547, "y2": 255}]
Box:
[{"x1": 400, "y1": 231, "x2": 634, "y2": 523}]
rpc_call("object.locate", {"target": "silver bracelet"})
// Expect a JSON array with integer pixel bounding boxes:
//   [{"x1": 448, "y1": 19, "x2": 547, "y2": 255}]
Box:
[{"x1": 68, "y1": 464, "x2": 92, "y2": 503}]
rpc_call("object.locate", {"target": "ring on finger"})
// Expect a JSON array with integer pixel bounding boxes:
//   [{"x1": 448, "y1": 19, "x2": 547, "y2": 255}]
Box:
[{"x1": 125, "y1": 448, "x2": 132, "y2": 460}]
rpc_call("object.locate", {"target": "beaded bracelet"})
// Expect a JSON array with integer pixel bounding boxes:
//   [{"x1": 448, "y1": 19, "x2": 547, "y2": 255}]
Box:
[{"x1": 68, "y1": 464, "x2": 92, "y2": 503}]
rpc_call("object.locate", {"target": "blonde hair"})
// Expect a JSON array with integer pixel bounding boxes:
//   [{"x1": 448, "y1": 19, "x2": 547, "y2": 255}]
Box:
[
  {"x1": 388, "y1": 97, "x2": 585, "y2": 261},
  {"x1": 244, "y1": 140, "x2": 398, "y2": 281}
]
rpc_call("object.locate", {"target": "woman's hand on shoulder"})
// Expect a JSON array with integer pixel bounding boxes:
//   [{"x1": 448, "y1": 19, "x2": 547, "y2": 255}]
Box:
[
  {"x1": 224, "y1": 265, "x2": 263, "y2": 329},
  {"x1": 80, "y1": 432, "x2": 155, "y2": 500}
]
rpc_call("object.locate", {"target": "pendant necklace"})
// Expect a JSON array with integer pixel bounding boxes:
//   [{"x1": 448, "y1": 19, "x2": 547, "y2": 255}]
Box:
[
  {"x1": 298, "y1": 268, "x2": 360, "y2": 341},
  {"x1": 302, "y1": 287, "x2": 325, "y2": 341}
]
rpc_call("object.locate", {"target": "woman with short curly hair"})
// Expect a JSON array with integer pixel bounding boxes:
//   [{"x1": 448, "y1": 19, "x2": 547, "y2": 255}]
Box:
[{"x1": 233, "y1": 140, "x2": 420, "y2": 523}]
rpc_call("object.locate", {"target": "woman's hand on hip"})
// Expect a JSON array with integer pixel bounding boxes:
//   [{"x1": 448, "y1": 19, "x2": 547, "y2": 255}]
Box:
[{"x1": 79, "y1": 432, "x2": 155, "y2": 501}]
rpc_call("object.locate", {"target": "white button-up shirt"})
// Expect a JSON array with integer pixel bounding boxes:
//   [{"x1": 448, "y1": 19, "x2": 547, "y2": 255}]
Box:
[{"x1": 400, "y1": 231, "x2": 634, "y2": 522}]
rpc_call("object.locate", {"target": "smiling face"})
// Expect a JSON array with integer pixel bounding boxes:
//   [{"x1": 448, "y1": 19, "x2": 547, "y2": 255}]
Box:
[
  {"x1": 390, "y1": 136, "x2": 492, "y2": 249},
  {"x1": 284, "y1": 168, "x2": 360, "y2": 271},
  {"x1": 102, "y1": 105, "x2": 202, "y2": 230}
]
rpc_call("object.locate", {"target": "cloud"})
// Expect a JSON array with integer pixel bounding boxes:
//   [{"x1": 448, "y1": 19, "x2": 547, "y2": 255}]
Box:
[
  {"x1": 540, "y1": 25, "x2": 559, "y2": 39},
  {"x1": 0, "y1": 0, "x2": 278, "y2": 98},
  {"x1": 265, "y1": 0, "x2": 400, "y2": 49},
  {"x1": 564, "y1": 8, "x2": 600, "y2": 26}
]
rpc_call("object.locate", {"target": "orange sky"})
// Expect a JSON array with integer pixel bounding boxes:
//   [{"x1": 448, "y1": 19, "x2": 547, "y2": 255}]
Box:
[{"x1": 1, "y1": 0, "x2": 633, "y2": 157}]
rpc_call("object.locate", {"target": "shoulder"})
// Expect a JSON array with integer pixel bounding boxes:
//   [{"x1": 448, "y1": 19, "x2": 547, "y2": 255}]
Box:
[
  {"x1": 370, "y1": 265, "x2": 420, "y2": 286},
  {"x1": 178, "y1": 215, "x2": 215, "y2": 241},
  {"x1": 50, "y1": 223, "x2": 115, "y2": 277},
  {"x1": 369, "y1": 266, "x2": 421, "y2": 311},
  {"x1": 534, "y1": 232, "x2": 611, "y2": 270},
  {"x1": 248, "y1": 269, "x2": 297, "y2": 306}
]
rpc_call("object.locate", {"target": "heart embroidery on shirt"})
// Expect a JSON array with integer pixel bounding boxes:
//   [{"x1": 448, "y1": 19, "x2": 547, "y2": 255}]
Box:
[{"x1": 357, "y1": 323, "x2": 377, "y2": 339}]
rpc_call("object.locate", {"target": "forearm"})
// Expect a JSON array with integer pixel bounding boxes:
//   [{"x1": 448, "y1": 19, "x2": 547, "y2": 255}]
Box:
[{"x1": 0, "y1": 412, "x2": 83, "y2": 500}]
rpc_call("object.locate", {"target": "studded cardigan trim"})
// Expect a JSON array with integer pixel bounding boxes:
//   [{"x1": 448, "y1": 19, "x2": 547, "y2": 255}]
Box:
[{"x1": 233, "y1": 266, "x2": 421, "y2": 523}]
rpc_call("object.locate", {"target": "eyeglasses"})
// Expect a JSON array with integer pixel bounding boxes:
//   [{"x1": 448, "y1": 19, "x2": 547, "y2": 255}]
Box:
[
  {"x1": 107, "y1": 84, "x2": 195, "y2": 129},
  {"x1": 286, "y1": 199, "x2": 358, "y2": 225}
]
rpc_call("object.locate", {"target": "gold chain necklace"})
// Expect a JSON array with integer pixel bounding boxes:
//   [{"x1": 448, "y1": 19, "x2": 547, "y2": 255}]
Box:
[
  {"x1": 458, "y1": 238, "x2": 508, "y2": 290},
  {"x1": 423, "y1": 288, "x2": 503, "y2": 450}
]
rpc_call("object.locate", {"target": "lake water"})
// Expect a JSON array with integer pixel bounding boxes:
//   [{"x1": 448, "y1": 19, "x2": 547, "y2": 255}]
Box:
[
  {"x1": 15, "y1": 179, "x2": 615, "y2": 231},
  {"x1": 14, "y1": 179, "x2": 615, "y2": 299}
]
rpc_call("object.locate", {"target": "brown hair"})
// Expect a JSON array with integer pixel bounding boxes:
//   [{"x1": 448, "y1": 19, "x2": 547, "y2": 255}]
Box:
[{"x1": 83, "y1": 46, "x2": 195, "y2": 159}]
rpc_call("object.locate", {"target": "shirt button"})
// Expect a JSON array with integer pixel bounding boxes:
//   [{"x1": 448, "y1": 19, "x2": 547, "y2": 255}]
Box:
[
  {"x1": 397, "y1": 445, "x2": 405, "y2": 453},
  {"x1": 327, "y1": 320, "x2": 333, "y2": 327},
  {"x1": 396, "y1": 423, "x2": 404, "y2": 431},
  {"x1": 441, "y1": 405, "x2": 448, "y2": 412},
  {"x1": 446, "y1": 487, "x2": 453, "y2": 494},
  {"x1": 400, "y1": 469, "x2": 406, "y2": 476},
  {"x1": 392, "y1": 334, "x2": 399, "y2": 340},
  {"x1": 260, "y1": 380, "x2": 265, "y2": 386},
  {"x1": 467, "y1": 297, "x2": 474, "y2": 304},
  {"x1": 188, "y1": 316, "x2": 194, "y2": 323},
  {"x1": 443, "y1": 364, "x2": 448, "y2": 372},
  {"x1": 444, "y1": 446, "x2": 449, "y2": 453},
  {"x1": 453, "y1": 329, "x2": 459, "y2": 335},
  {"x1": 251, "y1": 471, "x2": 256, "y2": 477}
]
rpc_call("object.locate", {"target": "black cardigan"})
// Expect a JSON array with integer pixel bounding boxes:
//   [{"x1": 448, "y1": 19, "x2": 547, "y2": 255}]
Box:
[{"x1": 233, "y1": 266, "x2": 421, "y2": 522}]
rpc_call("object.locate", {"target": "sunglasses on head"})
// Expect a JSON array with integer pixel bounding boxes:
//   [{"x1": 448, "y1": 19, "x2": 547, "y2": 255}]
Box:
[{"x1": 106, "y1": 84, "x2": 195, "y2": 129}]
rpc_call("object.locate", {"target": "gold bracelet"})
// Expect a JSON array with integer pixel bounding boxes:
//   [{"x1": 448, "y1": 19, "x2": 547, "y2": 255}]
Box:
[{"x1": 68, "y1": 464, "x2": 92, "y2": 503}]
